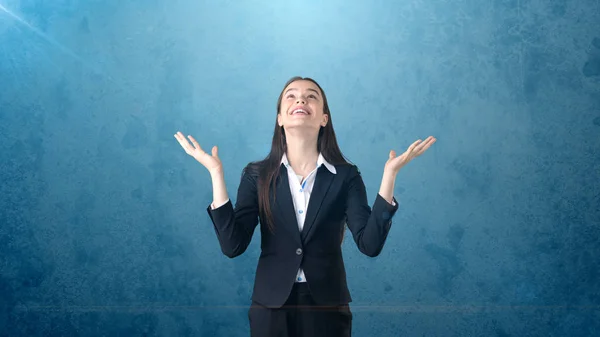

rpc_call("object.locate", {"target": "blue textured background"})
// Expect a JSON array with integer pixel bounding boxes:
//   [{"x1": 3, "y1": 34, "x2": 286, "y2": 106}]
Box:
[{"x1": 1, "y1": 1, "x2": 599, "y2": 336}]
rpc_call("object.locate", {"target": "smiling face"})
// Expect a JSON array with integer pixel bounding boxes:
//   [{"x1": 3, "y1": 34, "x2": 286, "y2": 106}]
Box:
[{"x1": 277, "y1": 80, "x2": 329, "y2": 132}]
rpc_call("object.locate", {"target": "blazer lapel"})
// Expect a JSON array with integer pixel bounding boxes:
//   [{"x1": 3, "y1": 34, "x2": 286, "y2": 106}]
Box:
[
  {"x1": 274, "y1": 165, "x2": 303, "y2": 245},
  {"x1": 301, "y1": 166, "x2": 334, "y2": 241}
]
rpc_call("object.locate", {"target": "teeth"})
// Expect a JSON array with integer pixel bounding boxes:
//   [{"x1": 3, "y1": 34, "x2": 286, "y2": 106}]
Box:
[{"x1": 292, "y1": 109, "x2": 308, "y2": 115}]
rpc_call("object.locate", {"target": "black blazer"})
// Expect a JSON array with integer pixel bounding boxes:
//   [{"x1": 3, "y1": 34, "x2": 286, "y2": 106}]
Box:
[{"x1": 206, "y1": 162, "x2": 399, "y2": 308}]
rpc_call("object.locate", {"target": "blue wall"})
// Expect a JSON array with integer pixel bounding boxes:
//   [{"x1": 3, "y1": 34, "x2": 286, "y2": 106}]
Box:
[{"x1": 1, "y1": 1, "x2": 599, "y2": 336}]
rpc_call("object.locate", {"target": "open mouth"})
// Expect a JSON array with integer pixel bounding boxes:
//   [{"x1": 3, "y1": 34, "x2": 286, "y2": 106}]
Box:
[{"x1": 291, "y1": 108, "x2": 310, "y2": 115}]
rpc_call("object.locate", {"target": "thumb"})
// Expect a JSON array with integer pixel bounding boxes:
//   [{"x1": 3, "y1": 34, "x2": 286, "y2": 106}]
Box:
[
  {"x1": 212, "y1": 146, "x2": 219, "y2": 158},
  {"x1": 389, "y1": 150, "x2": 396, "y2": 159}
]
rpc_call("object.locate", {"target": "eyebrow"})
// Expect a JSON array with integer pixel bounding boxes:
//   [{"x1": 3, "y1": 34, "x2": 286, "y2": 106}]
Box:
[{"x1": 284, "y1": 88, "x2": 321, "y2": 96}]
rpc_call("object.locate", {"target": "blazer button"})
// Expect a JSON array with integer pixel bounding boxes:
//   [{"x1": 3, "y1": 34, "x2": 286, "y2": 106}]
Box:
[{"x1": 296, "y1": 248, "x2": 303, "y2": 255}]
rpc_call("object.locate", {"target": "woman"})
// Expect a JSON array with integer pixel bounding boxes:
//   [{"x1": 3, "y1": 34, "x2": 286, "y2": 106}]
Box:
[{"x1": 174, "y1": 76, "x2": 436, "y2": 337}]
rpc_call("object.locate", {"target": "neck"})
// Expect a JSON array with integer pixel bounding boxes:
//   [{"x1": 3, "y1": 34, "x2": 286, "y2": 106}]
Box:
[{"x1": 284, "y1": 130, "x2": 319, "y2": 173}]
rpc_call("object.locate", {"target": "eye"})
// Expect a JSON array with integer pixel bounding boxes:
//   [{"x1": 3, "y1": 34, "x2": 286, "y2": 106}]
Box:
[
  {"x1": 286, "y1": 94, "x2": 295, "y2": 99},
  {"x1": 308, "y1": 94, "x2": 317, "y2": 99}
]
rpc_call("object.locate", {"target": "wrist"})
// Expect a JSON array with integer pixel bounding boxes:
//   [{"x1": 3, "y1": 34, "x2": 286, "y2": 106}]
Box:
[
  {"x1": 209, "y1": 167, "x2": 224, "y2": 179},
  {"x1": 383, "y1": 166, "x2": 399, "y2": 179}
]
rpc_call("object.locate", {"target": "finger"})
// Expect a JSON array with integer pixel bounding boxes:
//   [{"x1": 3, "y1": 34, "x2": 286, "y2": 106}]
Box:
[
  {"x1": 415, "y1": 136, "x2": 434, "y2": 149},
  {"x1": 187, "y1": 135, "x2": 204, "y2": 152},
  {"x1": 422, "y1": 136, "x2": 436, "y2": 145},
  {"x1": 389, "y1": 150, "x2": 396, "y2": 159},
  {"x1": 406, "y1": 139, "x2": 422, "y2": 154},
  {"x1": 212, "y1": 145, "x2": 219, "y2": 158},
  {"x1": 174, "y1": 132, "x2": 193, "y2": 151},
  {"x1": 415, "y1": 137, "x2": 436, "y2": 154},
  {"x1": 174, "y1": 131, "x2": 189, "y2": 144}
]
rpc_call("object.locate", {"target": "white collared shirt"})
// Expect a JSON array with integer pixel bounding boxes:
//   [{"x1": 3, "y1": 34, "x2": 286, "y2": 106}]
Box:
[{"x1": 280, "y1": 152, "x2": 337, "y2": 283}]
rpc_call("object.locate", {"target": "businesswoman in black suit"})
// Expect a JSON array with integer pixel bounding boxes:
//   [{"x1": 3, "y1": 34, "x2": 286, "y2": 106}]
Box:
[{"x1": 174, "y1": 77, "x2": 436, "y2": 337}]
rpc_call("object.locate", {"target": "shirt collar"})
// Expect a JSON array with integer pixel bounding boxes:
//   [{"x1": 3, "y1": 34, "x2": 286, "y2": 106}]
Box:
[{"x1": 280, "y1": 152, "x2": 337, "y2": 174}]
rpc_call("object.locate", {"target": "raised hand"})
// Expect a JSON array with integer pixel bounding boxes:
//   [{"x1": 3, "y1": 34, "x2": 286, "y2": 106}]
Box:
[
  {"x1": 174, "y1": 131, "x2": 223, "y2": 174},
  {"x1": 385, "y1": 136, "x2": 437, "y2": 174}
]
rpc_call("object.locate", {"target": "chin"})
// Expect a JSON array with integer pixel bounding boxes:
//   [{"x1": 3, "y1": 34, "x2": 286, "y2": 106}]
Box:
[{"x1": 284, "y1": 124, "x2": 320, "y2": 133}]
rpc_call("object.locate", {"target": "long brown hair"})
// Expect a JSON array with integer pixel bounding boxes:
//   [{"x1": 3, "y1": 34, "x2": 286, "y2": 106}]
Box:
[{"x1": 248, "y1": 76, "x2": 350, "y2": 232}]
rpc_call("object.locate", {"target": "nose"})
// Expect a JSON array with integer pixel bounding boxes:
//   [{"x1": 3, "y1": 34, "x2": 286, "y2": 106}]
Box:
[{"x1": 296, "y1": 97, "x2": 306, "y2": 104}]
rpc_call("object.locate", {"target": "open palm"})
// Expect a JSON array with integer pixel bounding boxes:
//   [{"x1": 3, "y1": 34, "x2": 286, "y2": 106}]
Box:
[
  {"x1": 386, "y1": 136, "x2": 436, "y2": 173},
  {"x1": 174, "y1": 131, "x2": 222, "y2": 174}
]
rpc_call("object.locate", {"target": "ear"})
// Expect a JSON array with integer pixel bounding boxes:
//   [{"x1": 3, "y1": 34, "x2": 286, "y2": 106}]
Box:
[
  {"x1": 277, "y1": 113, "x2": 283, "y2": 127},
  {"x1": 321, "y1": 114, "x2": 329, "y2": 127}
]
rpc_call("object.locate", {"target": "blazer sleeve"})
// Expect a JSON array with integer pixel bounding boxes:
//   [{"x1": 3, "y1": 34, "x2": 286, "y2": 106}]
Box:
[
  {"x1": 345, "y1": 165, "x2": 399, "y2": 257},
  {"x1": 206, "y1": 167, "x2": 260, "y2": 258}
]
